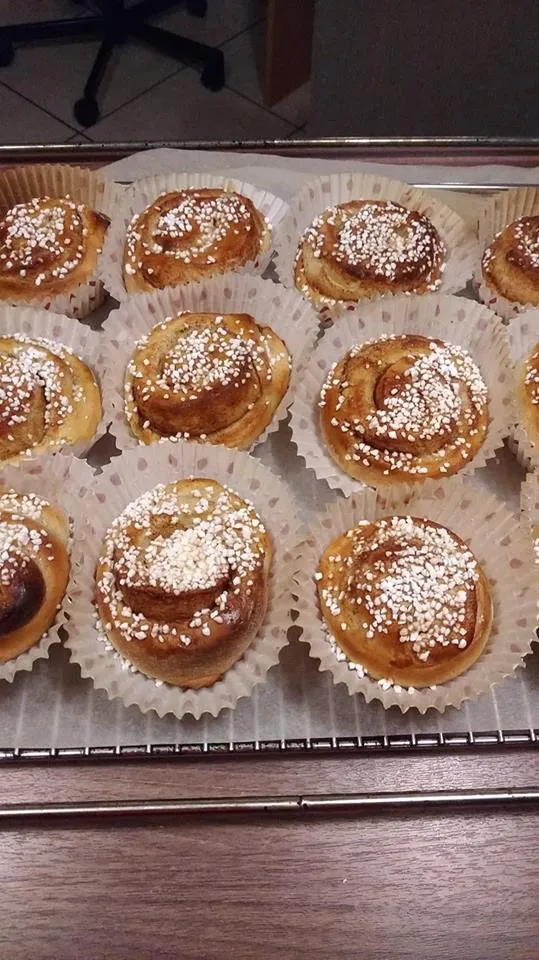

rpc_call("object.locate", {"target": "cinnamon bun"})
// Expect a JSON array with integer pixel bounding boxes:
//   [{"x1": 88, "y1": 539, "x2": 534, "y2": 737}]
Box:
[
  {"x1": 123, "y1": 311, "x2": 291, "y2": 449},
  {"x1": 0, "y1": 489, "x2": 70, "y2": 662},
  {"x1": 0, "y1": 197, "x2": 109, "y2": 306},
  {"x1": 317, "y1": 516, "x2": 492, "y2": 688},
  {"x1": 482, "y1": 215, "x2": 539, "y2": 309},
  {"x1": 123, "y1": 188, "x2": 271, "y2": 294},
  {"x1": 95, "y1": 478, "x2": 272, "y2": 687},
  {"x1": 0, "y1": 334, "x2": 102, "y2": 462},
  {"x1": 319, "y1": 334, "x2": 489, "y2": 485},
  {"x1": 515, "y1": 340, "x2": 539, "y2": 450},
  {"x1": 294, "y1": 200, "x2": 446, "y2": 307}
]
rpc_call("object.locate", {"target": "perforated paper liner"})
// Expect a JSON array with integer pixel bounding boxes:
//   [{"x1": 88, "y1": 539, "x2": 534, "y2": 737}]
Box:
[
  {"x1": 520, "y1": 471, "x2": 539, "y2": 565},
  {"x1": 476, "y1": 186, "x2": 539, "y2": 320},
  {"x1": 101, "y1": 274, "x2": 318, "y2": 453},
  {"x1": 0, "y1": 163, "x2": 124, "y2": 319},
  {"x1": 274, "y1": 171, "x2": 479, "y2": 320},
  {"x1": 0, "y1": 453, "x2": 92, "y2": 682},
  {"x1": 507, "y1": 310, "x2": 539, "y2": 469},
  {"x1": 290, "y1": 293, "x2": 513, "y2": 495},
  {"x1": 294, "y1": 477, "x2": 537, "y2": 714},
  {"x1": 100, "y1": 171, "x2": 290, "y2": 302},
  {"x1": 0, "y1": 303, "x2": 108, "y2": 466},
  {"x1": 66, "y1": 441, "x2": 303, "y2": 720}
]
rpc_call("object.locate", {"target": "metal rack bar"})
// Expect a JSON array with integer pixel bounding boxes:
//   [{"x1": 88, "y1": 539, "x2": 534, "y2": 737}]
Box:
[{"x1": 0, "y1": 786, "x2": 537, "y2": 822}]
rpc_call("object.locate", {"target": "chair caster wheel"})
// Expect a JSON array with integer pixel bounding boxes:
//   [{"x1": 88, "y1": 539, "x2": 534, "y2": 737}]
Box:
[
  {"x1": 201, "y1": 53, "x2": 224, "y2": 91},
  {"x1": 74, "y1": 97, "x2": 100, "y2": 127},
  {"x1": 188, "y1": 0, "x2": 207, "y2": 16},
  {"x1": 0, "y1": 39, "x2": 14, "y2": 67}
]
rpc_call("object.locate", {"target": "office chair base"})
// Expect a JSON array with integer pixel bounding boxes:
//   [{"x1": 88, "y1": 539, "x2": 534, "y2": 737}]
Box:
[
  {"x1": 0, "y1": 1, "x2": 224, "y2": 127},
  {"x1": 74, "y1": 97, "x2": 100, "y2": 127}
]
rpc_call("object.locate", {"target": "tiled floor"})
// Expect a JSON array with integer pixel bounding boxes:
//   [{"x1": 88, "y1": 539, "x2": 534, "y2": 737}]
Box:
[{"x1": 0, "y1": 0, "x2": 310, "y2": 144}]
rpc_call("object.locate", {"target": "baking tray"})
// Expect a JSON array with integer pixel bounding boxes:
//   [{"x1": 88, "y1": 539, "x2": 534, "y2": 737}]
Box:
[{"x1": 0, "y1": 139, "x2": 538, "y2": 767}]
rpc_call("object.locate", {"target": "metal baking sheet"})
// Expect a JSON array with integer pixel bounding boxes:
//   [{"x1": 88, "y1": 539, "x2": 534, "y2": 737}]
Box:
[{"x1": 0, "y1": 144, "x2": 538, "y2": 762}]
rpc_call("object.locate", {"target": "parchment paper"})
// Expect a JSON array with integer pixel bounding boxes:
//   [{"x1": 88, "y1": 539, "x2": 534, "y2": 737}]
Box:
[{"x1": 2, "y1": 149, "x2": 538, "y2": 749}]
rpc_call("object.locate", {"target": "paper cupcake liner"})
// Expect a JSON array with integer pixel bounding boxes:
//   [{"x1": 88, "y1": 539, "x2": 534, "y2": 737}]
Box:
[
  {"x1": 0, "y1": 452, "x2": 93, "y2": 682},
  {"x1": 520, "y1": 471, "x2": 539, "y2": 566},
  {"x1": 290, "y1": 293, "x2": 513, "y2": 495},
  {"x1": 101, "y1": 274, "x2": 318, "y2": 454},
  {"x1": 66, "y1": 441, "x2": 303, "y2": 720},
  {"x1": 476, "y1": 187, "x2": 539, "y2": 320},
  {"x1": 0, "y1": 163, "x2": 124, "y2": 319},
  {"x1": 0, "y1": 303, "x2": 109, "y2": 466},
  {"x1": 506, "y1": 310, "x2": 539, "y2": 469},
  {"x1": 274, "y1": 172, "x2": 479, "y2": 320},
  {"x1": 100, "y1": 172, "x2": 290, "y2": 302},
  {"x1": 295, "y1": 477, "x2": 536, "y2": 714}
]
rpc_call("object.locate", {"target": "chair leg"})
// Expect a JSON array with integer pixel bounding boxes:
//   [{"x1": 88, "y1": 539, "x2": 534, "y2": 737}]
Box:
[
  {"x1": 130, "y1": 22, "x2": 224, "y2": 89},
  {"x1": 74, "y1": 37, "x2": 115, "y2": 127}
]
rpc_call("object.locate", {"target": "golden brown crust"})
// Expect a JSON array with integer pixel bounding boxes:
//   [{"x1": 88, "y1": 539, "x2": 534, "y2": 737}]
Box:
[
  {"x1": 95, "y1": 478, "x2": 272, "y2": 687},
  {"x1": 0, "y1": 197, "x2": 109, "y2": 303},
  {"x1": 317, "y1": 516, "x2": 492, "y2": 688},
  {"x1": 0, "y1": 490, "x2": 70, "y2": 663},
  {"x1": 0, "y1": 335, "x2": 102, "y2": 462},
  {"x1": 124, "y1": 311, "x2": 291, "y2": 449},
  {"x1": 482, "y1": 215, "x2": 539, "y2": 306},
  {"x1": 516, "y1": 341, "x2": 539, "y2": 448},
  {"x1": 319, "y1": 334, "x2": 489, "y2": 485},
  {"x1": 123, "y1": 188, "x2": 271, "y2": 294},
  {"x1": 294, "y1": 200, "x2": 446, "y2": 307}
]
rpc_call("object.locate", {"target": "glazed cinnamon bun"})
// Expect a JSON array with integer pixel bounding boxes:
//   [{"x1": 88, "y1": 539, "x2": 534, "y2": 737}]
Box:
[
  {"x1": 319, "y1": 334, "x2": 489, "y2": 485},
  {"x1": 123, "y1": 188, "x2": 271, "y2": 294},
  {"x1": 0, "y1": 490, "x2": 70, "y2": 662},
  {"x1": 482, "y1": 215, "x2": 539, "y2": 309},
  {"x1": 123, "y1": 311, "x2": 291, "y2": 449},
  {"x1": 0, "y1": 334, "x2": 102, "y2": 462},
  {"x1": 515, "y1": 339, "x2": 539, "y2": 450},
  {"x1": 95, "y1": 478, "x2": 272, "y2": 687},
  {"x1": 294, "y1": 200, "x2": 446, "y2": 307},
  {"x1": 0, "y1": 197, "x2": 109, "y2": 305},
  {"x1": 317, "y1": 516, "x2": 492, "y2": 688}
]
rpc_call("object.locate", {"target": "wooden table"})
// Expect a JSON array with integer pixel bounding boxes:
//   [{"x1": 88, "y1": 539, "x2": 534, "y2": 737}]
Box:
[{"x1": 2, "y1": 747, "x2": 538, "y2": 960}]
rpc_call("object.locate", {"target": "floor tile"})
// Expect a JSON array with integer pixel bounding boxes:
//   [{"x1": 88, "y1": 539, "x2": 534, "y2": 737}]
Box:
[
  {"x1": 88, "y1": 65, "x2": 294, "y2": 142},
  {"x1": 0, "y1": 83, "x2": 75, "y2": 142},
  {"x1": 155, "y1": 0, "x2": 266, "y2": 47},
  {"x1": 65, "y1": 131, "x2": 94, "y2": 142},
  {"x1": 222, "y1": 22, "x2": 311, "y2": 126},
  {"x1": 1, "y1": 35, "x2": 183, "y2": 130},
  {"x1": 0, "y1": 0, "x2": 89, "y2": 24}
]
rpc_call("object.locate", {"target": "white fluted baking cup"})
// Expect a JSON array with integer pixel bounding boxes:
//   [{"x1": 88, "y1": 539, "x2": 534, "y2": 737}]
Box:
[
  {"x1": 290, "y1": 293, "x2": 513, "y2": 495},
  {"x1": 100, "y1": 172, "x2": 290, "y2": 302},
  {"x1": 0, "y1": 164, "x2": 124, "y2": 320},
  {"x1": 274, "y1": 171, "x2": 479, "y2": 320},
  {"x1": 0, "y1": 303, "x2": 109, "y2": 466},
  {"x1": 0, "y1": 453, "x2": 93, "y2": 682},
  {"x1": 520, "y1": 471, "x2": 539, "y2": 565},
  {"x1": 101, "y1": 273, "x2": 318, "y2": 453},
  {"x1": 294, "y1": 477, "x2": 537, "y2": 714},
  {"x1": 476, "y1": 186, "x2": 539, "y2": 320},
  {"x1": 66, "y1": 441, "x2": 303, "y2": 720},
  {"x1": 506, "y1": 310, "x2": 539, "y2": 469}
]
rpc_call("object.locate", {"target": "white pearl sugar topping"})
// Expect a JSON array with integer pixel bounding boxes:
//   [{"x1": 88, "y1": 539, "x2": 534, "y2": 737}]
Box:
[
  {"x1": 320, "y1": 335, "x2": 488, "y2": 474},
  {"x1": 299, "y1": 201, "x2": 445, "y2": 289},
  {"x1": 0, "y1": 197, "x2": 88, "y2": 283},
  {"x1": 322, "y1": 516, "x2": 480, "y2": 664},
  {"x1": 98, "y1": 481, "x2": 266, "y2": 648}
]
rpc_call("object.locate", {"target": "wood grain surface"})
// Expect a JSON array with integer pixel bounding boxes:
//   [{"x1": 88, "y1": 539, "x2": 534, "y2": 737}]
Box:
[
  {"x1": 0, "y1": 750, "x2": 537, "y2": 959},
  {"x1": 0, "y1": 808, "x2": 537, "y2": 960}
]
